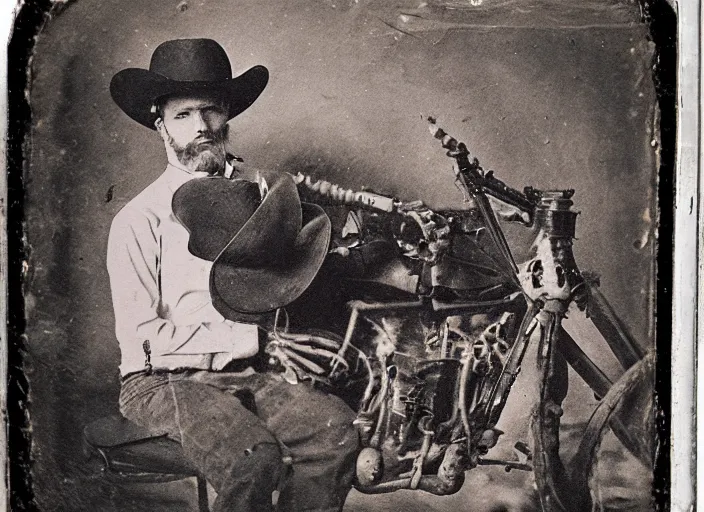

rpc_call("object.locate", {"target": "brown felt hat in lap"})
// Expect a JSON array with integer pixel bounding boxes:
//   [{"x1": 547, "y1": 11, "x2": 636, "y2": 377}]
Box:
[
  {"x1": 172, "y1": 171, "x2": 331, "y2": 317},
  {"x1": 110, "y1": 38, "x2": 269, "y2": 129}
]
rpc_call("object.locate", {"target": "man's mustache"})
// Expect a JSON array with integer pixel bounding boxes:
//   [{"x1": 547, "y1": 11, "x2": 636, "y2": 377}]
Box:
[
  {"x1": 165, "y1": 124, "x2": 230, "y2": 175},
  {"x1": 181, "y1": 130, "x2": 228, "y2": 158}
]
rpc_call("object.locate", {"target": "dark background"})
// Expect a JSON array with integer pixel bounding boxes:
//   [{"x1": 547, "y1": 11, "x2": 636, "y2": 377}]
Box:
[{"x1": 21, "y1": 0, "x2": 658, "y2": 510}]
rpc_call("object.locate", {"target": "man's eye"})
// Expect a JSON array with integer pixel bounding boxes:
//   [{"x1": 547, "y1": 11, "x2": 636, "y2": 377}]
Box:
[{"x1": 175, "y1": 112, "x2": 189, "y2": 119}]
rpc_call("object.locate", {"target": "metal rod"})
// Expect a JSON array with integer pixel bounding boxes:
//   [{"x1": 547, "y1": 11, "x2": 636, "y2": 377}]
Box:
[
  {"x1": 457, "y1": 356, "x2": 472, "y2": 458},
  {"x1": 454, "y1": 170, "x2": 521, "y2": 284},
  {"x1": 331, "y1": 307, "x2": 361, "y2": 378},
  {"x1": 476, "y1": 458, "x2": 532, "y2": 472},
  {"x1": 531, "y1": 311, "x2": 573, "y2": 512},
  {"x1": 585, "y1": 282, "x2": 645, "y2": 369},
  {"x1": 430, "y1": 295, "x2": 521, "y2": 313},
  {"x1": 557, "y1": 326, "x2": 612, "y2": 399},
  {"x1": 483, "y1": 301, "x2": 540, "y2": 425},
  {"x1": 348, "y1": 299, "x2": 425, "y2": 313}
]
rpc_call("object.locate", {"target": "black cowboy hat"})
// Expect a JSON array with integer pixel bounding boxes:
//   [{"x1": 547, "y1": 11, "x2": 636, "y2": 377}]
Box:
[
  {"x1": 110, "y1": 38, "x2": 269, "y2": 129},
  {"x1": 172, "y1": 172, "x2": 331, "y2": 318}
]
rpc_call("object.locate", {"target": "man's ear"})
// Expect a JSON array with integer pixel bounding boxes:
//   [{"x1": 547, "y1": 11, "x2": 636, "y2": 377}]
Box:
[{"x1": 154, "y1": 118, "x2": 167, "y2": 140}]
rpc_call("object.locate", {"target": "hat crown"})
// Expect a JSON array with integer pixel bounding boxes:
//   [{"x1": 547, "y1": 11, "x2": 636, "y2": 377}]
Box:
[
  {"x1": 110, "y1": 38, "x2": 268, "y2": 129},
  {"x1": 175, "y1": 179, "x2": 262, "y2": 262},
  {"x1": 150, "y1": 39, "x2": 232, "y2": 82}
]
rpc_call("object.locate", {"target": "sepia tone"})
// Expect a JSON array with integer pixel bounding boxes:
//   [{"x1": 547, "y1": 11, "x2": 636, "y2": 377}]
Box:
[{"x1": 21, "y1": 0, "x2": 660, "y2": 510}]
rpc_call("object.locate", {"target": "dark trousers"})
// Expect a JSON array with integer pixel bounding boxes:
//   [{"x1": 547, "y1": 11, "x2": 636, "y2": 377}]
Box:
[{"x1": 119, "y1": 369, "x2": 359, "y2": 512}]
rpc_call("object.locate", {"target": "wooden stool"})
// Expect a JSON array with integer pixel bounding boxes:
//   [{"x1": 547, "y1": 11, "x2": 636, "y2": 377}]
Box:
[{"x1": 83, "y1": 415, "x2": 209, "y2": 512}]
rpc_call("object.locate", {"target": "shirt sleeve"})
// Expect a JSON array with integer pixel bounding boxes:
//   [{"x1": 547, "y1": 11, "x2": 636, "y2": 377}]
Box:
[{"x1": 106, "y1": 207, "x2": 258, "y2": 358}]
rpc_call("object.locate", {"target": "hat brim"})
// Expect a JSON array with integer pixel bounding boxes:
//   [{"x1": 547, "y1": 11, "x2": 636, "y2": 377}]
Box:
[
  {"x1": 110, "y1": 65, "x2": 269, "y2": 129},
  {"x1": 211, "y1": 202, "x2": 332, "y2": 316}
]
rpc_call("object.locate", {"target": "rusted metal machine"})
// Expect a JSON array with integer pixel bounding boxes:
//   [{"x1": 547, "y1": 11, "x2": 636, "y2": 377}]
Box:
[{"x1": 269, "y1": 118, "x2": 653, "y2": 511}]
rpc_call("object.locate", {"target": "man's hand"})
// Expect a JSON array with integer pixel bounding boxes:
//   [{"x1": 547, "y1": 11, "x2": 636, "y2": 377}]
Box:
[{"x1": 265, "y1": 331, "x2": 348, "y2": 384}]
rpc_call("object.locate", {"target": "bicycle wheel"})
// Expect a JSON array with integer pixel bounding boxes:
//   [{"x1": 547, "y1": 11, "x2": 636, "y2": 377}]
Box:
[
  {"x1": 533, "y1": 326, "x2": 654, "y2": 512},
  {"x1": 571, "y1": 351, "x2": 655, "y2": 511}
]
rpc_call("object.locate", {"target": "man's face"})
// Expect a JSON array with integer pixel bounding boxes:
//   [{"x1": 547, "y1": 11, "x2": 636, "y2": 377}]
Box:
[{"x1": 157, "y1": 94, "x2": 230, "y2": 174}]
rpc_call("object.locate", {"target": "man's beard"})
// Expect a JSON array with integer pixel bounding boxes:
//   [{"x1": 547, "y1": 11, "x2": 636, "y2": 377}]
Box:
[{"x1": 167, "y1": 125, "x2": 229, "y2": 175}]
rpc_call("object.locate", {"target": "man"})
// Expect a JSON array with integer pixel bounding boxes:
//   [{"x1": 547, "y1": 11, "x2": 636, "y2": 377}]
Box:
[{"x1": 107, "y1": 38, "x2": 359, "y2": 512}]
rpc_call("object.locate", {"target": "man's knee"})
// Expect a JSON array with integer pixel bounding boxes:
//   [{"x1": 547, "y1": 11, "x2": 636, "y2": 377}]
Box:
[
  {"x1": 239, "y1": 441, "x2": 288, "y2": 482},
  {"x1": 213, "y1": 442, "x2": 290, "y2": 511},
  {"x1": 308, "y1": 396, "x2": 360, "y2": 461},
  {"x1": 258, "y1": 381, "x2": 360, "y2": 464}
]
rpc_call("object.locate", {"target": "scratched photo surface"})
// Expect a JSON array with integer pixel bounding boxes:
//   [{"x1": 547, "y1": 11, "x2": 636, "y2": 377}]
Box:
[{"x1": 24, "y1": 1, "x2": 658, "y2": 511}]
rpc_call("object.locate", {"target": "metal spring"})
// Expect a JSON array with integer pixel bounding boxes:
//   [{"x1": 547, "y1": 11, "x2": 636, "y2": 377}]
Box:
[{"x1": 292, "y1": 172, "x2": 396, "y2": 212}]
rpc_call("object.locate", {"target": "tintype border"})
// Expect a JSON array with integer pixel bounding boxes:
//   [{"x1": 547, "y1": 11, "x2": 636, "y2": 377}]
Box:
[
  {"x1": 7, "y1": 1, "x2": 54, "y2": 510},
  {"x1": 669, "y1": 0, "x2": 701, "y2": 510},
  {"x1": 1, "y1": 1, "x2": 692, "y2": 510}
]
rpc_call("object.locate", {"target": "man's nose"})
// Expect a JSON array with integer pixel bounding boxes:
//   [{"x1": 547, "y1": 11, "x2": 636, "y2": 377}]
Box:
[{"x1": 193, "y1": 111, "x2": 208, "y2": 133}]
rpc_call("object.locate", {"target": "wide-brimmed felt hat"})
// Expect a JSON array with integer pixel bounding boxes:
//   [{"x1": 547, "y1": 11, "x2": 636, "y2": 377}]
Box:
[
  {"x1": 110, "y1": 38, "x2": 268, "y2": 129},
  {"x1": 172, "y1": 172, "x2": 331, "y2": 318}
]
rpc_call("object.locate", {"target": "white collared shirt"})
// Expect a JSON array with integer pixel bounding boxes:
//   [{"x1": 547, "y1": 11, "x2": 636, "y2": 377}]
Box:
[{"x1": 107, "y1": 162, "x2": 259, "y2": 376}]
